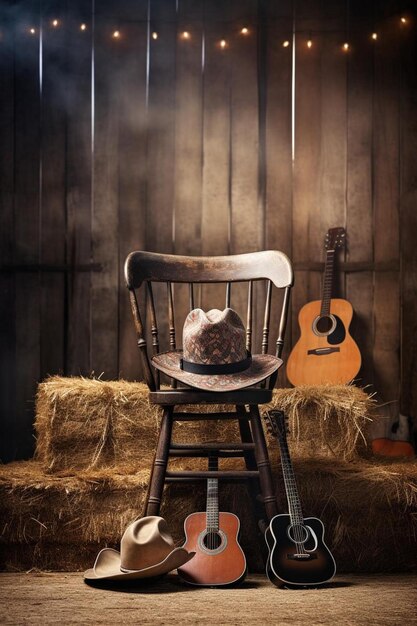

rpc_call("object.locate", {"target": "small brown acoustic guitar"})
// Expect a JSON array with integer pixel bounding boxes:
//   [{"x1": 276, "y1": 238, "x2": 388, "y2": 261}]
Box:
[
  {"x1": 264, "y1": 410, "x2": 336, "y2": 587},
  {"x1": 286, "y1": 227, "x2": 361, "y2": 386},
  {"x1": 178, "y1": 455, "x2": 247, "y2": 586}
]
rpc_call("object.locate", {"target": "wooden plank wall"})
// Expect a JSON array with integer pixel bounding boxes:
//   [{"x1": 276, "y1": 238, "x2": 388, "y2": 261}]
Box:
[{"x1": 0, "y1": 0, "x2": 416, "y2": 460}]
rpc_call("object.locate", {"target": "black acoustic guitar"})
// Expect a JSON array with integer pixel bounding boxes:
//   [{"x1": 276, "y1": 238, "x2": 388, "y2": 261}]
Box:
[{"x1": 264, "y1": 410, "x2": 336, "y2": 587}]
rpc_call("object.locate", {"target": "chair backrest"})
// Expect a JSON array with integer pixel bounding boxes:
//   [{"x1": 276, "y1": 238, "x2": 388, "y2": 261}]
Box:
[{"x1": 124, "y1": 250, "x2": 293, "y2": 391}]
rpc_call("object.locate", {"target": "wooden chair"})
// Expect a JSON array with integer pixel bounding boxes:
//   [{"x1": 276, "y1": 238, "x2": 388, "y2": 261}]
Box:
[{"x1": 125, "y1": 250, "x2": 293, "y2": 533}]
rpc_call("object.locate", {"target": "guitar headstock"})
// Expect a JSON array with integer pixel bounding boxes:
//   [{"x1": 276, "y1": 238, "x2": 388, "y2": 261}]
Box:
[
  {"x1": 325, "y1": 227, "x2": 346, "y2": 251},
  {"x1": 264, "y1": 410, "x2": 288, "y2": 441}
]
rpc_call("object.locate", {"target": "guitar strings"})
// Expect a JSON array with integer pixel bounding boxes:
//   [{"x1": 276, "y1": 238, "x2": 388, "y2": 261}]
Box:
[{"x1": 281, "y1": 438, "x2": 307, "y2": 554}]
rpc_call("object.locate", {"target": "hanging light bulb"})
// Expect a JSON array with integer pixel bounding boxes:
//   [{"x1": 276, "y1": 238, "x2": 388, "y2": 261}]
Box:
[
  {"x1": 371, "y1": 32, "x2": 378, "y2": 40},
  {"x1": 282, "y1": 40, "x2": 290, "y2": 47},
  {"x1": 152, "y1": 31, "x2": 158, "y2": 40},
  {"x1": 52, "y1": 19, "x2": 59, "y2": 27},
  {"x1": 112, "y1": 30, "x2": 120, "y2": 39},
  {"x1": 307, "y1": 39, "x2": 313, "y2": 48},
  {"x1": 80, "y1": 23, "x2": 87, "y2": 31},
  {"x1": 240, "y1": 27, "x2": 249, "y2": 35},
  {"x1": 220, "y1": 39, "x2": 227, "y2": 49},
  {"x1": 29, "y1": 27, "x2": 36, "y2": 35},
  {"x1": 342, "y1": 42, "x2": 349, "y2": 51},
  {"x1": 401, "y1": 16, "x2": 407, "y2": 24},
  {"x1": 181, "y1": 31, "x2": 190, "y2": 39}
]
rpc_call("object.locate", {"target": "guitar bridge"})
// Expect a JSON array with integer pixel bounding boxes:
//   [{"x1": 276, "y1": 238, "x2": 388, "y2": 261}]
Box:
[
  {"x1": 287, "y1": 553, "x2": 317, "y2": 561},
  {"x1": 307, "y1": 347, "x2": 340, "y2": 356}
]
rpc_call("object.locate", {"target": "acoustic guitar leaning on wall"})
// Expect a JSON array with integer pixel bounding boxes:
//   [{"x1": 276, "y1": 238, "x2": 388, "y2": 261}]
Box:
[
  {"x1": 286, "y1": 227, "x2": 361, "y2": 386},
  {"x1": 178, "y1": 454, "x2": 247, "y2": 586}
]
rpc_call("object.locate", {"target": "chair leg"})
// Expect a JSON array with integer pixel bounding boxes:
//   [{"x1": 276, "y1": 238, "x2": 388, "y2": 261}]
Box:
[
  {"x1": 237, "y1": 405, "x2": 269, "y2": 564},
  {"x1": 145, "y1": 406, "x2": 174, "y2": 516},
  {"x1": 249, "y1": 404, "x2": 278, "y2": 522},
  {"x1": 237, "y1": 405, "x2": 267, "y2": 520}
]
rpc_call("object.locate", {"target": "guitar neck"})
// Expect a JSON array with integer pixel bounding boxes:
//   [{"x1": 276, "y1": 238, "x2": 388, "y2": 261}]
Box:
[
  {"x1": 320, "y1": 249, "x2": 335, "y2": 316},
  {"x1": 206, "y1": 478, "x2": 219, "y2": 531},
  {"x1": 277, "y1": 430, "x2": 304, "y2": 525}
]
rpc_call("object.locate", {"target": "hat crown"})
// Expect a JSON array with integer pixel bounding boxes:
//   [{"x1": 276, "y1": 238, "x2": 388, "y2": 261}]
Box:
[
  {"x1": 120, "y1": 516, "x2": 175, "y2": 572},
  {"x1": 183, "y1": 308, "x2": 247, "y2": 365}
]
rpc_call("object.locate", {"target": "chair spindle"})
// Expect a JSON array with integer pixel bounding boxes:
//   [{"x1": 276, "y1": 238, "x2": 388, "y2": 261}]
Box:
[
  {"x1": 128, "y1": 289, "x2": 156, "y2": 391},
  {"x1": 146, "y1": 282, "x2": 160, "y2": 387},
  {"x1": 246, "y1": 281, "x2": 253, "y2": 352},
  {"x1": 276, "y1": 285, "x2": 291, "y2": 358},
  {"x1": 189, "y1": 283, "x2": 194, "y2": 311},
  {"x1": 167, "y1": 282, "x2": 177, "y2": 388},
  {"x1": 226, "y1": 282, "x2": 231, "y2": 308},
  {"x1": 167, "y1": 282, "x2": 176, "y2": 351},
  {"x1": 262, "y1": 281, "x2": 273, "y2": 355}
]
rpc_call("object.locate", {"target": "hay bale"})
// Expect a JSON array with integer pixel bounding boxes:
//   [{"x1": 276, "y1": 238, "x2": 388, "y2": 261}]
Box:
[
  {"x1": 35, "y1": 377, "x2": 239, "y2": 473},
  {"x1": 35, "y1": 377, "x2": 375, "y2": 473},
  {"x1": 1, "y1": 458, "x2": 416, "y2": 573},
  {"x1": 265, "y1": 384, "x2": 375, "y2": 461}
]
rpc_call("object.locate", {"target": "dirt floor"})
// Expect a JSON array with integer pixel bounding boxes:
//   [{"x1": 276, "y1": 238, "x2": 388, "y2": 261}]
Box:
[{"x1": 1, "y1": 573, "x2": 417, "y2": 625}]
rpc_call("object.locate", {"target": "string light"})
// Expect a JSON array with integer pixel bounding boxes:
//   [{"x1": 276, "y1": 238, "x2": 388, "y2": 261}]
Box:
[{"x1": 19, "y1": 14, "x2": 414, "y2": 47}]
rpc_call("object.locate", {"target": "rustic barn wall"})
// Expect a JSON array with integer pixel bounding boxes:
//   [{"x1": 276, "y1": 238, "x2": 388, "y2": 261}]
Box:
[{"x1": 0, "y1": 0, "x2": 416, "y2": 461}]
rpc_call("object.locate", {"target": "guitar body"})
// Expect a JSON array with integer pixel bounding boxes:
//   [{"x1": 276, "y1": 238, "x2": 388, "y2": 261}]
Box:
[
  {"x1": 287, "y1": 298, "x2": 361, "y2": 386},
  {"x1": 266, "y1": 514, "x2": 336, "y2": 587},
  {"x1": 178, "y1": 512, "x2": 247, "y2": 586}
]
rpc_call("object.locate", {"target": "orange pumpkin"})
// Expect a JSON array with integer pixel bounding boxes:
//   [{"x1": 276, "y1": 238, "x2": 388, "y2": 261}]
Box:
[{"x1": 372, "y1": 438, "x2": 414, "y2": 458}]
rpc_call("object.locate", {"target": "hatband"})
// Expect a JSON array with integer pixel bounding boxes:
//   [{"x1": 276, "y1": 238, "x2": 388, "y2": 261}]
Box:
[{"x1": 180, "y1": 351, "x2": 252, "y2": 375}]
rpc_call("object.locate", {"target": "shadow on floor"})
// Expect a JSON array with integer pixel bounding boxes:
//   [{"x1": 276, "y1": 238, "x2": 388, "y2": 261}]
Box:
[{"x1": 84, "y1": 573, "x2": 263, "y2": 594}]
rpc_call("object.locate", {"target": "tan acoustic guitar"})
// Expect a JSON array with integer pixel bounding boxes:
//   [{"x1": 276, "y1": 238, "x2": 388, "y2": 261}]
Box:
[
  {"x1": 286, "y1": 227, "x2": 361, "y2": 386},
  {"x1": 178, "y1": 454, "x2": 247, "y2": 586}
]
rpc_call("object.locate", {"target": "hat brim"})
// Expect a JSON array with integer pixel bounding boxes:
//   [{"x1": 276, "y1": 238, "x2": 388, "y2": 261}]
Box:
[
  {"x1": 151, "y1": 350, "x2": 282, "y2": 392},
  {"x1": 83, "y1": 547, "x2": 195, "y2": 581}
]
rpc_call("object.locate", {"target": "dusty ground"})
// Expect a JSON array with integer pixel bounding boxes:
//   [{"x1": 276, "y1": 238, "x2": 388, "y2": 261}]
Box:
[{"x1": 0, "y1": 572, "x2": 416, "y2": 625}]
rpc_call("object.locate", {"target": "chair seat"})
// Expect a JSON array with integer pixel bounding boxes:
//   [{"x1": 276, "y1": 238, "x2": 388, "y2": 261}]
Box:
[{"x1": 149, "y1": 387, "x2": 273, "y2": 406}]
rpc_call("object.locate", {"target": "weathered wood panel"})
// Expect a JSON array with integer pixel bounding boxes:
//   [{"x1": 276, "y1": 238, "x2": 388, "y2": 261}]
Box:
[
  {"x1": 200, "y1": 0, "x2": 232, "y2": 312},
  {"x1": 400, "y1": 12, "x2": 417, "y2": 434},
  {"x1": 117, "y1": 4, "x2": 148, "y2": 381},
  {"x1": 173, "y1": 0, "x2": 204, "y2": 337},
  {"x1": 345, "y1": 0, "x2": 374, "y2": 389},
  {"x1": 292, "y1": 1, "x2": 322, "y2": 351},
  {"x1": 40, "y1": 1, "x2": 66, "y2": 380},
  {"x1": 14, "y1": 0, "x2": 41, "y2": 459},
  {"x1": 264, "y1": 0, "x2": 293, "y2": 371},
  {"x1": 372, "y1": 9, "x2": 401, "y2": 406},
  {"x1": 145, "y1": 0, "x2": 176, "y2": 359},
  {"x1": 91, "y1": 4, "x2": 120, "y2": 379},
  {"x1": 65, "y1": 0, "x2": 93, "y2": 375},
  {"x1": 0, "y1": 3, "x2": 16, "y2": 462}
]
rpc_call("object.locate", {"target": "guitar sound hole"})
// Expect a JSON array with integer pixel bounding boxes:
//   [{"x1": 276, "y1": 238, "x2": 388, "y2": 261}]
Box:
[
  {"x1": 315, "y1": 316, "x2": 334, "y2": 334},
  {"x1": 203, "y1": 531, "x2": 222, "y2": 550},
  {"x1": 287, "y1": 524, "x2": 309, "y2": 544}
]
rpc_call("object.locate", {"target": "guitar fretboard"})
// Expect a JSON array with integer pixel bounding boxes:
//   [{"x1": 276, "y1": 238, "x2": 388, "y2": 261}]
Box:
[
  {"x1": 206, "y1": 478, "x2": 219, "y2": 531},
  {"x1": 320, "y1": 250, "x2": 335, "y2": 317},
  {"x1": 277, "y1": 427, "x2": 304, "y2": 525}
]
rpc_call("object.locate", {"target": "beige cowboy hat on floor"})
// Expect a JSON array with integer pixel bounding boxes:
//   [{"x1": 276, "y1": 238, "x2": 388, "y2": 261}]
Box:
[
  {"x1": 152, "y1": 308, "x2": 282, "y2": 392},
  {"x1": 84, "y1": 516, "x2": 195, "y2": 581}
]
